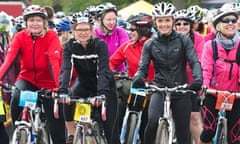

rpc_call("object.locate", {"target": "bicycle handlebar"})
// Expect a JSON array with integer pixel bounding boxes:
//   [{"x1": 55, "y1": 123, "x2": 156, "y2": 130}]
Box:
[
  {"x1": 145, "y1": 83, "x2": 196, "y2": 94},
  {"x1": 202, "y1": 86, "x2": 240, "y2": 97}
]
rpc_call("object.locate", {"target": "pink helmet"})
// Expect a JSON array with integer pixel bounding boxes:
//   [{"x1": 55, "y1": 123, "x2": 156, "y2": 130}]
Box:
[{"x1": 23, "y1": 5, "x2": 48, "y2": 21}]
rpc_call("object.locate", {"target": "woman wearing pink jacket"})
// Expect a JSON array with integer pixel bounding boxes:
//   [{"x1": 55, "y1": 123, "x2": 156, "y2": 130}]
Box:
[{"x1": 200, "y1": 7, "x2": 240, "y2": 144}]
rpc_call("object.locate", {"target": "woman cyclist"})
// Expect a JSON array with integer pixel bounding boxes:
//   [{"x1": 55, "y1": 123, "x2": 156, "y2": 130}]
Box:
[
  {"x1": 200, "y1": 6, "x2": 240, "y2": 144},
  {"x1": 0, "y1": 5, "x2": 66, "y2": 144},
  {"x1": 174, "y1": 8, "x2": 205, "y2": 144},
  {"x1": 59, "y1": 10, "x2": 119, "y2": 144},
  {"x1": 109, "y1": 12, "x2": 155, "y2": 143},
  {"x1": 131, "y1": 2, "x2": 202, "y2": 144},
  {"x1": 95, "y1": 2, "x2": 129, "y2": 72}
]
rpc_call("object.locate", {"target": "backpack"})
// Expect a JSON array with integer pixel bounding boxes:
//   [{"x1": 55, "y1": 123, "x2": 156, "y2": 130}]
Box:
[{"x1": 211, "y1": 39, "x2": 240, "y2": 85}]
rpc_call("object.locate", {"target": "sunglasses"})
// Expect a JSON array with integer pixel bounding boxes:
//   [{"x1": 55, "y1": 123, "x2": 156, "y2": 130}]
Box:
[
  {"x1": 128, "y1": 28, "x2": 137, "y2": 32},
  {"x1": 221, "y1": 18, "x2": 237, "y2": 24},
  {"x1": 175, "y1": 22, "x2": 190, "y2": 26}
]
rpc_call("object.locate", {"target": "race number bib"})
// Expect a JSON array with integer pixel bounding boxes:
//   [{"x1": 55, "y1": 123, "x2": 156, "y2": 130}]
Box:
[
  {"x1": 215, "y1": 92, "x2": 235, "y2": 111},
  {"x1": 74, "y1": 103, "x2": 91, "y2": 123},
  {"x1": 19, "y1": 90, "x2": 38, "y2": 110}
]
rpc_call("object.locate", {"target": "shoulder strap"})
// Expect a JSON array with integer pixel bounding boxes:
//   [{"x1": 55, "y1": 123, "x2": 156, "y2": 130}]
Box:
[
  {"x1": 236, "y1": 42, "x2": 240, "y2": 65},
  {"x1": 212, "y1": 39, "x2": 218, "y2": 61}
]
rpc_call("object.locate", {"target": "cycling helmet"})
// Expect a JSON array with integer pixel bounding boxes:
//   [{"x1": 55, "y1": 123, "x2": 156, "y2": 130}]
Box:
[
  {"x1": 152, "y1": 2, "x2": 176, "y2": 18},
  {"x1": 86, "y1": 6, "x2": 97, "y2": 16},
  {"x1": 0, "y1": 11, "x2": 10, "y2": 25},
  {"x1": 127, "y1": 13, "x2": 152, "y2": 27},
  {"x1": 96, "y1": 2, "x2": 117, "y2": 18},
  {"x1": 188, "y1": 5, "x2": 203, "y2": 22},
  {"x1": 221, "y1": 2, "x2": 240, "y2": 14},
  {"x1": 15, "y1": 16, "x2": 25, "y2": 32},
  {"x1": 56, "y1": 18, "x2": 71, "y2": 32},
  {"x1": 23, "y1": 5, "x2": 48, "y2": 21},
  {"x1": 174, "y1": 9, "x2": 193, "y2": 22},
  {"x1": 55, "y1": 11, "x2": 65, "y2": 18},
  {"x1": 213, "y1": 7, "x2": 238, "y2": 27},
  {"x1": 71, "y1": 11, "x2": 94, "y2": 25}
]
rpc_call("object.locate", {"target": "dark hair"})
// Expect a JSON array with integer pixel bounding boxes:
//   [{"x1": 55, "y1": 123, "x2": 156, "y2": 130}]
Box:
[{"x1": 44, "y1": 6, "x2": 55, "y2": 19}]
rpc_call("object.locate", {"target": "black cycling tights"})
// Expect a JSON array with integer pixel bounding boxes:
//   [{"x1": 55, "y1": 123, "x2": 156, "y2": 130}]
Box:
[
  {"x1": 0, "y1": 122, "x2": 9, "y2": 144},
  {"x1": 10, "y1": 80, "x2": 66, "y2": 144},
  {"x1": 200, "y1": 95, "x2": 240, "y2": 144},
  {"x1": 144, "y1": 92, "x2": 192, "y2": 144}
]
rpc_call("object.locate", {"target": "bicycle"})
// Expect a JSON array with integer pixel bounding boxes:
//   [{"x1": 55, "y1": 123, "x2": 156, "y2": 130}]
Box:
[
  {"x1": 2, "y1": 83, "x2": 54, "y2": 144},
  {"x1": 145, "y1": 83, "x2": 195, "y2": 144},
  {"x1": 68, "y1": 94, "x2": 108, "y2": 144},
  {"x1": 201, "y1": 86, "x2": 240, "y2": 144},
  {"x1": 119, "y1": 84, "x2": 151, "y2": 144}
]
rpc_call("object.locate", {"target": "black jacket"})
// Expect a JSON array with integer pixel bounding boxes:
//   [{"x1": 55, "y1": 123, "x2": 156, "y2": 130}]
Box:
[
  {"x1": 59, "y1": 37, "x2": 114, "y2": 95},
  {"x1": 135, "y1": 30, "x2": 202, "y2": 87}
]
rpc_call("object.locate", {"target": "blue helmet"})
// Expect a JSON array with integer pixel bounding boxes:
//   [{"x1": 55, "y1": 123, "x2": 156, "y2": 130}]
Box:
[{"x1": 56, "y1": 18, "x2": 71, "y2": 32}]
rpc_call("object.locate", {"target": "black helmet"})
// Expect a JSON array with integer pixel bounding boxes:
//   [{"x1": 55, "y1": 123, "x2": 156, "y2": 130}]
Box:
[{"x1": 127, "y1": 13, "x2": 152, "y2": 27}]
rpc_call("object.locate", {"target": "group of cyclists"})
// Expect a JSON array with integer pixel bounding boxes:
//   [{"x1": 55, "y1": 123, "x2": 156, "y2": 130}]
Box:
[{"x1": 0, "y1": 1, "x2": 239, "y2": 144}]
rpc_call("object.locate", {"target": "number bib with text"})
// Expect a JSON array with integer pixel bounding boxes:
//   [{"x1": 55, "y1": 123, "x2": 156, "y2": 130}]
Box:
[
  {"x1": 74, "y1": 103, "x2": 91, "y2": 123},
  {"x1": 19, "y1": 90, "x2": 38, "y2": 110},
  {"x1": 215, "y1": 92, "x2": 235, "y2": 111}
]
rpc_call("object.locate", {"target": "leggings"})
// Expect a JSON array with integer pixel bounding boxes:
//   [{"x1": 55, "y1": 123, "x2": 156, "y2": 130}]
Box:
[
  {"x1": 143, "y1": 92, "x2": 192, "y2": 144},
  {"x1": 200, "y1": 95, "x2": 240, "y2": 144},
  {"x1": 64, "y1": 80, "x2": 120, "y2": 144},
  {"x1": 10, "y1": 80, "x2": 66, "y2": 144},
  {"x1": 0, "y1": 122, "x2": 9, "y2": 144}
]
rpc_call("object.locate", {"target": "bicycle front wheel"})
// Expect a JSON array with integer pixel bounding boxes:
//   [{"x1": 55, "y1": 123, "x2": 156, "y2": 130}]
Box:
[
  {"x1": 125, "y1": 113, "x2": 138, "y2": 144},
  {"x1": 73, "y1": 125, "x2": 84, "y2": 144},
  {"x1": 12, "y1": 129, "x2": 30, "y2": 144},
  {"x1": 35, "y1": 127, "x2": 51, "y2": 144},
  {"x1": 155, "y1": 119, "x2": 169, "y2": 144}
]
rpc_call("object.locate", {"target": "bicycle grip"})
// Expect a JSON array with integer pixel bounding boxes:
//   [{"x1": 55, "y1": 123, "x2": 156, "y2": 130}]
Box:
[
  {"x1": 101, "y1": 101, "x2": 107, "y2": 121},
  {"x1": 54, "y1": 99, "x2": 59, "y2": 119}
]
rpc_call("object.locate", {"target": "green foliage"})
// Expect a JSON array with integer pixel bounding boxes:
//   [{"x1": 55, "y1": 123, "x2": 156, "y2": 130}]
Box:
[{"x1": 31, "y1": 0, "x2": 197, "y2": 14}]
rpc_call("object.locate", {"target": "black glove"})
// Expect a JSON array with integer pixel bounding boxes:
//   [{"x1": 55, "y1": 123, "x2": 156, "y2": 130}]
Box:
[
  {"x1": 189, "y1": 81, "x2": 202, "y2": 91},
  {"x1": 132, "y1": 76, "x2": 145, "y2": 88}
]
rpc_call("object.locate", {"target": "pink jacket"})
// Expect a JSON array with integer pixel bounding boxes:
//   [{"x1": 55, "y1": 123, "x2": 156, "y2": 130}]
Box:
[
  {"x1": 187, "y1": 31, "x2": 205, "y2": 83},
  {"x1": 201, "y1": 39, "x2": 240, "y2": 92},
  {"x1": 94, "y1": 27, "x2": 129, "y2": 71}
]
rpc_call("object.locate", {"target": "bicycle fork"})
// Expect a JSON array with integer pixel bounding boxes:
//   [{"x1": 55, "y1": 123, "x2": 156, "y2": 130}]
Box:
[
  {"x1": 212, "y1": 111, "x2": 228, "y2": 144},
  {"x1": 120, "y1": 107, "x2": 142, "y2": 144}
]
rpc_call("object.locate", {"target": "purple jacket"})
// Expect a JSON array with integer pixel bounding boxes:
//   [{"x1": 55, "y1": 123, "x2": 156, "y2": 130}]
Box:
[
  {"x1": 94, "y1": 27, "x2": 129, "y2": 71},
  {"x1": 201, "y1": 39, "x2": 240, "y2": 92}
]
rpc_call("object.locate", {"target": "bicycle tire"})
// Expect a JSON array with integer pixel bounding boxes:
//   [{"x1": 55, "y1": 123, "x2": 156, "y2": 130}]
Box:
[
  {"x1": 125, "y1": 113, "x2": 138, "y2": 144},
  {"x1": 18, "y1": 129, "x2": 29, "y2": 144},
  {"x1": 215, "y1": 119, "x2": 227, "y2": 144},
  {"x1": 155, "y1": 119, "x2": 169, "y2": 144},
  {"x1": 35, "y1": 127, "x2": 51, "y2": 144},
  {"x1": 73, "y1": 126, "x2": 84, "y2": 144},
  {"x1": 89, "y1": 121, "x2": 108, "y2": 144}
]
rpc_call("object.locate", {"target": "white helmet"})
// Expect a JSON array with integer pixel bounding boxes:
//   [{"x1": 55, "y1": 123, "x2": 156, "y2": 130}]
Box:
[
  {"x1": 221, "y1": 2, "x2": 240, "y2": 13},
  {"x1": 152, "y1": 2, "x2": 176, "y2": 18},
  {"x1": 188, "y1": 5, "x2": 203, "y2": 22},
  {"x1": 23, "y1": 5, "x2": 48, "y2": 21},
  {"x1": 212, "y1": 7, "x2": 238, "y2": 27},
  {"x1": 96, "y1": 2, "x2": 117, "y2": 18},
  {"x1": 71, "y1": 11, "x2": 94, "y2": 25},
  {"x1": 174, "y1": 9, "x2": 193, "y2": 22}
]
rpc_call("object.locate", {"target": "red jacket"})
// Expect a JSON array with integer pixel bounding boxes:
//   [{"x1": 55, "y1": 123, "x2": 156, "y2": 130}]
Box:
[
  {"x1": 0, "y1": 29, "x2": 61, "y2": 89},
  {"x1": 110, "y1": 38, "x2": 155, "y2": 81}
]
